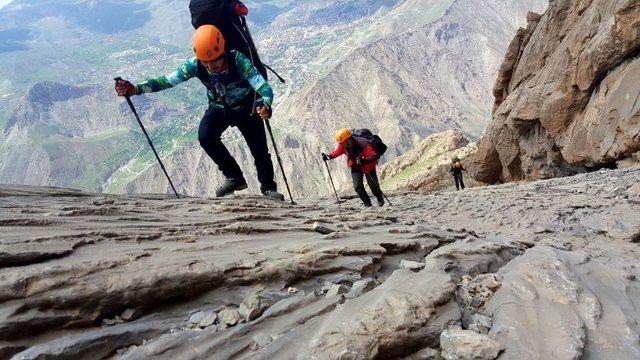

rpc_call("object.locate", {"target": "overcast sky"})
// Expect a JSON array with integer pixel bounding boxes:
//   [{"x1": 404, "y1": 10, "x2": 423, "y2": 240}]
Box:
[{"x1": 0, "y1": 0, "x2": 12, "y2": 10}]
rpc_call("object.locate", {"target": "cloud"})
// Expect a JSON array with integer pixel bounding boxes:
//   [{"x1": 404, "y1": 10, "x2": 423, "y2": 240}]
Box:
[{"x1": 0, "y1": 0, "x2": 14, "y2": 11}]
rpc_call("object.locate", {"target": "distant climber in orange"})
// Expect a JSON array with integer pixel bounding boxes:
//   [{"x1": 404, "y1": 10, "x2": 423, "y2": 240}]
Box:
[
  {"x1": 449, "y1": 157, "x2": 466, "y2": 191},
  {"x1": 322, "y1": 128, "x2": 385, "y2": 207}
]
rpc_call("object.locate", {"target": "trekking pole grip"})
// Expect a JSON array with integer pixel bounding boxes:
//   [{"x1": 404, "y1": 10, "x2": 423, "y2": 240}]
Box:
[
  {"x1": 114, "y1": 76, "x2": 124, "y2": 93},
  {"x1": 114, "y1": 76, "x2": 180, "y2": 198},
  {"x1": 114, "y1": 77, "x2": 130, "y2": 100}
]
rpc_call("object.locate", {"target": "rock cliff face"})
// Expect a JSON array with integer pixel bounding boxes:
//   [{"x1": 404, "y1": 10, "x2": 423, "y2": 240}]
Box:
[{"x1": 471, "y1": 0, "x2": 640, "y2": 183}]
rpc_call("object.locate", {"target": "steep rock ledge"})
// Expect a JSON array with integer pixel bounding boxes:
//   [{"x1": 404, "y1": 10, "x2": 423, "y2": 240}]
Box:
[{"x1": 471, "y1": 0, "x2": 640, "y2": 183}]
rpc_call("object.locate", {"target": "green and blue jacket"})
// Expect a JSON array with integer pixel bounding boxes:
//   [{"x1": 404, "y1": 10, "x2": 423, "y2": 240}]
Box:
[{"x1": 135, "y1": 50, "x2": 273, "y2": 112}]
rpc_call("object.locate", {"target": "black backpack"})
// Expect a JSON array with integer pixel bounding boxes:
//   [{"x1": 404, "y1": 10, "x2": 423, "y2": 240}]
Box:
[
  {"x1": 352, "y1": 129, "x2": 388, "y2": 157},
  {"x1": 189, "y1": 0, "x2": 283, "y2": 83}
]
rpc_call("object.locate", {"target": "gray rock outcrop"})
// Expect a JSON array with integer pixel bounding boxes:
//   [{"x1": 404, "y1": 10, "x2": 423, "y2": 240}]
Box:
[
  {"x1": 440, "y1": 329, "x2": 503, "y2": 360},
  {"x1": 471, "y1": 0, "x2": 640, "y2": 183}
]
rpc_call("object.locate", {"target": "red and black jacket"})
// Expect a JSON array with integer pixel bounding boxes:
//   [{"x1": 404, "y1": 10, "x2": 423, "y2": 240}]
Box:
[{"x1": 330, "y1": 137, "x2": 379, "y2": 173}]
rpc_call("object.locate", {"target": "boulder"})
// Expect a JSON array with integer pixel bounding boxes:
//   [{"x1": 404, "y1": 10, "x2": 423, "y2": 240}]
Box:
[
  {"x1": 304, "y1": 269, "x2": 460, "y2": 358},
  {"x1": 325, "y1": 284, "x2": 349, "y2": 298},
  {"x1": 440, "y1": 329, "x2": 503, "y2": 360},
  {"x1": 198, "y1": 311, "x2": 218, "y2": 328},
  {"x1": 120, "y1": 308, "x2": 142, "y2": 322},
  {"x1": 218, "y1": 308, "x2": 241, "y2": 327},
  {"x1": 486, "y1": 246, "x2": 640, "y2": 359},
  {"x1": 404, "y1": 347, "x2": 441, "y2": 360},
  {"x1": 188, "y1": 311, "x2": 205, "y2": 325},
  {"x1": 312, "y1": 222, "x2": 337, "y2": 235},
  {"x1": 345, "y1": 278, "x2": 376, "y2": 299},
  {"x1": 400, "y1": 260, "x2": 426, "y2": 272},
  {"x1": 456, "y1": 274, "x2": 503, "y2": 310},
  {"x1": 462, "y1": 312, "x2": 492, "y2": 335},
  {"x1": 238, "y1": 294, "x2": 273, "y2": 322}
]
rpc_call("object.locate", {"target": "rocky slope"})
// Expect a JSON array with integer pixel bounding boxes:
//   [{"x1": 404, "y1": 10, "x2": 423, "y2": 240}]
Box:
[
  {"x1": 378, "y1": 129, "x2": 481, "y2": 192},
  {"x1": 470, "y1": 0, "x2": 640, "y2": 183},
  {"x1": 2, "y1": 168, "x2": 640, "y2": 359}
]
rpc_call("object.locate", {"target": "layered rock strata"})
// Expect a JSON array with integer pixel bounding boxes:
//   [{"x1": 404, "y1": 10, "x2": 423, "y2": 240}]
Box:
[{"x1": 1, "y1": 167, "x2": 639, "y2": 358}]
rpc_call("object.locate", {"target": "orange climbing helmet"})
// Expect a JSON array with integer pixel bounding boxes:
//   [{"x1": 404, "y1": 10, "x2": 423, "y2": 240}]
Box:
[
  {"x1": 335, "y1": 128, "x2": 352, "y2": 143},
  {"x1": 192, "y1": 25, "x2": 226, "y2": 61}
]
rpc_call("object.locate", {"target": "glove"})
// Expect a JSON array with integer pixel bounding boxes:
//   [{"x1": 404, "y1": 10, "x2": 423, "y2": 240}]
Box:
[
  {"x1": 255, "y1": 98, "x2": 272, "y2": 121},
  {"x1": 115, "y1": 79, "x2": 137, "y2": 97},
  {"x1": 321, "y1": 153, "x2": 331, "y2": 161},
  {"x1": 256, "y1": 104, "x2": 271, "y2": 121}
]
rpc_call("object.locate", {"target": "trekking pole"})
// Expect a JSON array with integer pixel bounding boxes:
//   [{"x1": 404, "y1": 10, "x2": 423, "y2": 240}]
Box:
[
  {"x1": 364, "y1": 171, "x2": 392, "y2": 206},
  {"x1": 257, "y1": 101, "x2": 294, "y2": 204},
  {"x1": 114, "y1": 77, "x2": 179, "y2": 198},
  {"x1": 264, "y1": 121, "x2": 295, "y2": 204},
  {"x1": 322, "y1": 157, "x2": 341, "y2": 206}
]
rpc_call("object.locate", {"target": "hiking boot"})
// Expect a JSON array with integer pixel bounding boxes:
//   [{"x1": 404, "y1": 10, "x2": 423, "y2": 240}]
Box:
[
  {"x1": 262, "y1": 189, "x2": 285, "y2": 201},
  {"x1": 363, "y1": 202, "x2": 373, "y2": 208},
  {"x1": 377, "y1": 198, "x2": 385, "y2": 207},
  {"x1": 215, "y1": 178, "x2": 248, "y2": 197}
]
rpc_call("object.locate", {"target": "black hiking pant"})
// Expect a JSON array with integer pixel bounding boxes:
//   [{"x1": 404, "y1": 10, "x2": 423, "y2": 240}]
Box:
[
  {"x1": 453, "y1": 173, "x2": 465, "y2": 191},
  {"x1": 352, "y1": 167, "x2": 383, "y2": 206},
  {"x1": 198, "y1": 106, "x2": 277, "y2": 193}
]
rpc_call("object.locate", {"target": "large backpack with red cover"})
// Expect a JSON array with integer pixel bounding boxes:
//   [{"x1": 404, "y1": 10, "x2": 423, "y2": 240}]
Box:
[
  {"x1": 189, "y1": 0, "x2": 271, "y2": 80},
  {"x1": 352, "y1": 128, "x2": 388, "y2": 158}
]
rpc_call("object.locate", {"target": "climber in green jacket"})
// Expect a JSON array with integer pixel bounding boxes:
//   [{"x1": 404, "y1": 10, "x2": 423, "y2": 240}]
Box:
[{"x1": 115, "y1": 25, "x2": 284, "y2": 201}]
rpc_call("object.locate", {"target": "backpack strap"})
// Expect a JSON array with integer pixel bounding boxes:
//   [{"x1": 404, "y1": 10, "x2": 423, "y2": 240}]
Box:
[{"x1": 227, "y1": 50, "x2": 240, "y2": 79}]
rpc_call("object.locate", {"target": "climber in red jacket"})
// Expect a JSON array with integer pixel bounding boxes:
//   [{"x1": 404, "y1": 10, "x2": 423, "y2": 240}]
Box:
[{"x1": 322, "y1": 128, "x2": 384, "y2": 207}]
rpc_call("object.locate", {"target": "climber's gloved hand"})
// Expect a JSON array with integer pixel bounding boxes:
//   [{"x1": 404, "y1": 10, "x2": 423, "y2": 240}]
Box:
[
  {"x1": 255, "y1": 98, "x2": 271, "y2": 121},
  {"x1": 115, "y1": 79, "x2": 137, "y2": 97},
  {"x1": 321, "y1": 153, "x2": 331, "y2": 161},
  {"x1": 256, "y1": 104, "x2": 271, "y2": 121}
]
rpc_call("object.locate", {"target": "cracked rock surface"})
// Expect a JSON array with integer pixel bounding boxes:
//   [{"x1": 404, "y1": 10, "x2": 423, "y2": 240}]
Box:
[{"x1": 2, "y1": 168, "x2": 640, "y2": 359}]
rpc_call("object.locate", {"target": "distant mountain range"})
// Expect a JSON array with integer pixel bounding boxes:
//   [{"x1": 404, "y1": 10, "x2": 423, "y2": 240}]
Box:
[{"x1": 0, "y1": 0, "x2": 547, "y2": 196}]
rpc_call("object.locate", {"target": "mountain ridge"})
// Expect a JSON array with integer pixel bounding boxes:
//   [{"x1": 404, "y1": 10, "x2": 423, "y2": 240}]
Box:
[{"x1": 0, "y1": 0, "x2": 546, "y2": 197}]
